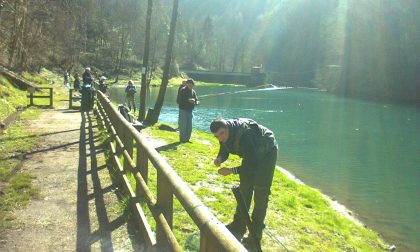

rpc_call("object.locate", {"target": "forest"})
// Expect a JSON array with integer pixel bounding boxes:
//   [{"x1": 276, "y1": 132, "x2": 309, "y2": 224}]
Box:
[{"x1": 0, "y1": 0, "x2": 419, "y2": 102}]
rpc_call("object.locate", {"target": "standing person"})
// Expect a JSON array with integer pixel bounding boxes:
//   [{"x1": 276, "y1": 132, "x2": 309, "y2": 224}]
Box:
[
  {"x1": 98, "y1": 76, "x2": 108, "y2": 94},
  {"x1": 73, "y1": 73, "x2": 81, "y2": 90},
  {"x1": 178, "y1": 79, "x2": 199, "y2": 143},
  {"x1": 125, "y1": 80, "x2": 137, "y2": 112},
  {"x1": 210, "y1": 118, "x2": 278, "y2": 247},
  {"x1": 64, "y1": 70, "x2": 70, "y2": 88},
  {"x1": 82, "y1": 67, "x2": 93, "y2": 85}
]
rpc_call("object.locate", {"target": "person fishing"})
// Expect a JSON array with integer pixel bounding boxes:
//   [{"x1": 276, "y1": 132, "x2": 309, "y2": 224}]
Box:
[
  {"x1": 98, "y1": 76, "x2": 108, "y2": 94},
  {"x1": 125, "y1": 80, "x2": 137, "y2": 112},
  {"x1": 82, "y1": 67, "x2": 93, "y2": 85},
  {"x1": 210, "y1": 118, "x2": 278, "y2": 247},
  {"x1": 178, "y1": 79, "x2": 199, "y2": 143}
]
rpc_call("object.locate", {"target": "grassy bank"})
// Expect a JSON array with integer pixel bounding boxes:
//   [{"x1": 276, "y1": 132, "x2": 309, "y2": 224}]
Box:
[
  {"x1": 132, "y1": 124, "x2": 388, "y2": 251},
  {"x1": 0, "y1": 75, "x2": 27, "y2": 121},
  {"x1": 0, "y1": 108, "x2": 41, "y2": 233}
]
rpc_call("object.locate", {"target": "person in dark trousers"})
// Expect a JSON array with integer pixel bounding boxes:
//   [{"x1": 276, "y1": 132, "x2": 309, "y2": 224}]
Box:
[
  {"x1": 125, "y1": 80, "x2": 137, "y2": 112},
  {"x1": 73, "y1": 73, "x2": 81, "y2": 90},
  {"x1": 210, "y1": 118, "x2": 278, "y2": 246},
  {"x1": 178, "y1": 79, "x2": 199, "y2": 143},
  {"x1": 82, "y1": 67, "x2": 93, "y2": 85}
]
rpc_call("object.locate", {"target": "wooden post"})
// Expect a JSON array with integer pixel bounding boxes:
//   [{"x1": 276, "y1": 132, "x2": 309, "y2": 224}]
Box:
[
  {"x1": 49, "y1": 88, "x2": 53, "y2": 108},
  {"x1": 69, "y1": 89, "x2": 73, "y2": 109},
  {"x1": 124, "y1": 129, "x2": 133, "y2": 174},
  {"x1": 200, "y1": 232, "x2": 219, "y2": 252},
  {"x1": 136, "y1": 143, "x2": 148, "y2": 197},
  {"x1": 156, "y1": 170, "x2": 173, "y2": 246},
  {"x1": 29, "y1": 92, "x2": 33, "y2": 106}
]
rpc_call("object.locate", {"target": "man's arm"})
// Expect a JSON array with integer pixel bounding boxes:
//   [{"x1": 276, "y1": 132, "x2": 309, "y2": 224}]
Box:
[
  {"x1": 216, "y1": 144, "x2": 229, "y2": 163},
  {"x1": 232, "y1": 131, "x2": 258, "y2": 175}
]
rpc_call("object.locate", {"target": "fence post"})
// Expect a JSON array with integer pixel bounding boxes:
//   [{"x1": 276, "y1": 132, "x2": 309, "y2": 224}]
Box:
[
  {"x1": 29, "y1": 92, "x2": 34, "y2": 106},
  {"x1": 156, "y1": 171, "x2": 173, "y2": 246},
  {"x1": 124, "y1": 128, "x2": 133, "y2": 173},
  {"x1": 200, "y1": 232, "x2": 219, "y2": 252},
  {"x1": 69, "y1": 89, "x2": 73, "y2": 109},
  {"x1": 136, "y1": 143, "x2": 148, "y2": 197},
  {"x1": 49, "y1": 88, "x2": 54, "y2": 108}
]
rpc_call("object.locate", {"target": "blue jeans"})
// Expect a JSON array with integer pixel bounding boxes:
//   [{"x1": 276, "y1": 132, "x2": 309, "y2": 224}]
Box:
[{"x1": 179, "y1": 109, "x2": 193, "y2": 142}]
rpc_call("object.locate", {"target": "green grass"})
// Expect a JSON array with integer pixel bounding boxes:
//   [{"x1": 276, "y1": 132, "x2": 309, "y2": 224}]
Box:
[
  {"x1": 138, "y1": 124, "x2": 388, "y2": 251},
  {"x1": 0, "y1": 75, "x2": 28, "y2": 121},
  {"x1": 0, "y1": 108, "x2": 41, "y2": 234}
]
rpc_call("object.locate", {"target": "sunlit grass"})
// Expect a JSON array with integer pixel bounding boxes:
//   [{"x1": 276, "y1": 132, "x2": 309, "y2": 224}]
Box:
[{"x1": 138, "y1": 124, "x2": 388, "y2": 251}]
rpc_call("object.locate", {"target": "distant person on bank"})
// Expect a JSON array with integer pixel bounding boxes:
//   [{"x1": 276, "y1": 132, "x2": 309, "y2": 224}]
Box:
[
  {"x1": 210, "y1": 118, "x2": 278, "y2": 246},
  {"x1": 125, "y1": 80, "x2": 137, "y2": 112},
  {"x1": 178, "y1": 79, "x2": 199, "y2": 143},
  {"x1": 73, "y1": 73, "x2": 81, "y2": 90},
  {"x1": 98, "y1": 76, "x2": 108, "y2": 94},
  {"x1": 64, "y1": 70, "x2": 70, "y2": 88}
]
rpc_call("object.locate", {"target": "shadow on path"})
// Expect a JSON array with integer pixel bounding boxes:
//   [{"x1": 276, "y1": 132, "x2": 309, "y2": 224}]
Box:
[{"x1": 76, "y1": 111, "x2": 140, "y2": 252}]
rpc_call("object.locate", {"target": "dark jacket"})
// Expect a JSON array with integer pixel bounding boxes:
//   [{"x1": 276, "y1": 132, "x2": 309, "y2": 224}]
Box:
[
  {"x1": 178, "y1": 87, "x2": 198, "y2": 112},
  {"x1": 217, "y1": 118, "x2": 277, "y2": 174},
  {"x1": 176, "y1": 84, "x2": 185, "y2": 104},
  {"x1": 125, "y1": 86, "x2": 137, "y2": 96},
  {"x1": 82, "y1": 71, "x2": 93, "y2": 84}
]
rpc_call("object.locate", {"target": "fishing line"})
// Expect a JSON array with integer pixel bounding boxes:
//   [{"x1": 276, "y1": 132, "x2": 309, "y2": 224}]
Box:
[{"x1": 199, "y1": 85, "x2": 293, "y2": 100}]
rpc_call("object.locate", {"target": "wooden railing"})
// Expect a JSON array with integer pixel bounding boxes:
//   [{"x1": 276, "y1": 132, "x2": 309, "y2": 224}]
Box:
[
  {"x1": 94, "y1": 91, "x2": 246, "y2": 251},
  {"x1": 28, "y1": 87, "x2": 53, "y2": 108}
]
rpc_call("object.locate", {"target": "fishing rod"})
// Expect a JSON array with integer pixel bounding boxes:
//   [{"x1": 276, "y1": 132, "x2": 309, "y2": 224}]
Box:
[{"x1": 199, "y1": 85, "x2": 293, "y2": 100}]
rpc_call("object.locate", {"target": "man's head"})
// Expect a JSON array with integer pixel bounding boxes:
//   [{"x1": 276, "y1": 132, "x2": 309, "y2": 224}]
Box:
[
  {"x1": 85, "y1": 67, "x2": 91, "y2": 73},
  {"x1": 210, "y1": 119, "x2": 229, "y2": 143},
  {"x1": 186, "y1": 78, "x2": 195, "y2": 90},
  {"x1": 128, "y1": 80, "x2": 134, "y2": 86}
]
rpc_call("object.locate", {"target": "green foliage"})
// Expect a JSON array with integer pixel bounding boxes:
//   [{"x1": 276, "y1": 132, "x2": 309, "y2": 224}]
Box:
[{"x1": 0, "y1": 75, "x2": 27, "y2": 121}]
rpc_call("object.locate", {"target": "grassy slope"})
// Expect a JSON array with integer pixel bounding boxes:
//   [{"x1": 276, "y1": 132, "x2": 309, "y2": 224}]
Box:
[
  {"x1": 137, "y1": 125, "x2": 388, "y2": 251},
  {"x1": 0, "y1": 75, "x2": 27, "y2": 121},
  {"x1": 0, "y1": 69, "x2": 67, "y2": 235}
]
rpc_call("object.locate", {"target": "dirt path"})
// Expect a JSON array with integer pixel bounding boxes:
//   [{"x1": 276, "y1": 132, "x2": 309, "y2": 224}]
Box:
[{"x1": 0, "y1": 108, "x2": 143, "y2": 251}]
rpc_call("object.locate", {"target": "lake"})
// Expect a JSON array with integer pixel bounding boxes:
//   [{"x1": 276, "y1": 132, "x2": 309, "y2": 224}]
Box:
[{"x1": 109, "y1": 85, "x2": 420, "y2": 251}]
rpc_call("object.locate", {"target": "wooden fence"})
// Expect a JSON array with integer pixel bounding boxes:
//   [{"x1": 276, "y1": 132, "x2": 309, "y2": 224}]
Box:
[
  {"x1": 69, "y1": 88, "x2": 80, "y2": 109},
  {"x1": 94, "y1": 91, "x2": 246, "y2": 251},
  {"x1": 28, "y1": 87, "x2": 53, "y2": 108}
]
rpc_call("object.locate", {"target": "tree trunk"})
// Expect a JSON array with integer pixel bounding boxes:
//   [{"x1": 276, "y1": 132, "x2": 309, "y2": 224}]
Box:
[
  {"x1": 138, "y1": 0, "x2": 153, "y2": 121},
  {"x1": 114, "y1": 31, "x2": 126, "y2": 83},
  {"x1": 145, "y1": 0, "x2": 179, "y2": 125},
  {"x1": 8, "y1": 0, "x2": 20, "y2": 67}
]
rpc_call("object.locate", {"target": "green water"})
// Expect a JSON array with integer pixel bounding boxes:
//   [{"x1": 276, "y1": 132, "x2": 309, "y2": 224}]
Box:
[{"x1": 109, "y1": 85, "x2": 420, "y2": 251}]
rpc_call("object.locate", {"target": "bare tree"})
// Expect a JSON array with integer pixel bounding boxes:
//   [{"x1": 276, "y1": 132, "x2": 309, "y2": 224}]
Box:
[{"x1": 145, "y1": 0, "x2": 179, "y2": 125}]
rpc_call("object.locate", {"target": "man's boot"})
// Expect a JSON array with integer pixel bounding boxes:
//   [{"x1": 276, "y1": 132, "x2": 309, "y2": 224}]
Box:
[
  {"x1": 226, "y1": 221, "x2": 246, "y2": 241},
  {"x1": 241, "y1": 223, "x2": 264, "y2": 251}
]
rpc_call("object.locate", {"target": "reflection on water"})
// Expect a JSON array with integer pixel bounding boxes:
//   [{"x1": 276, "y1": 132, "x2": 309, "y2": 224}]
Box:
[{"x1": 109, "y1": 85, "x2": 420, "y2": 251}]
